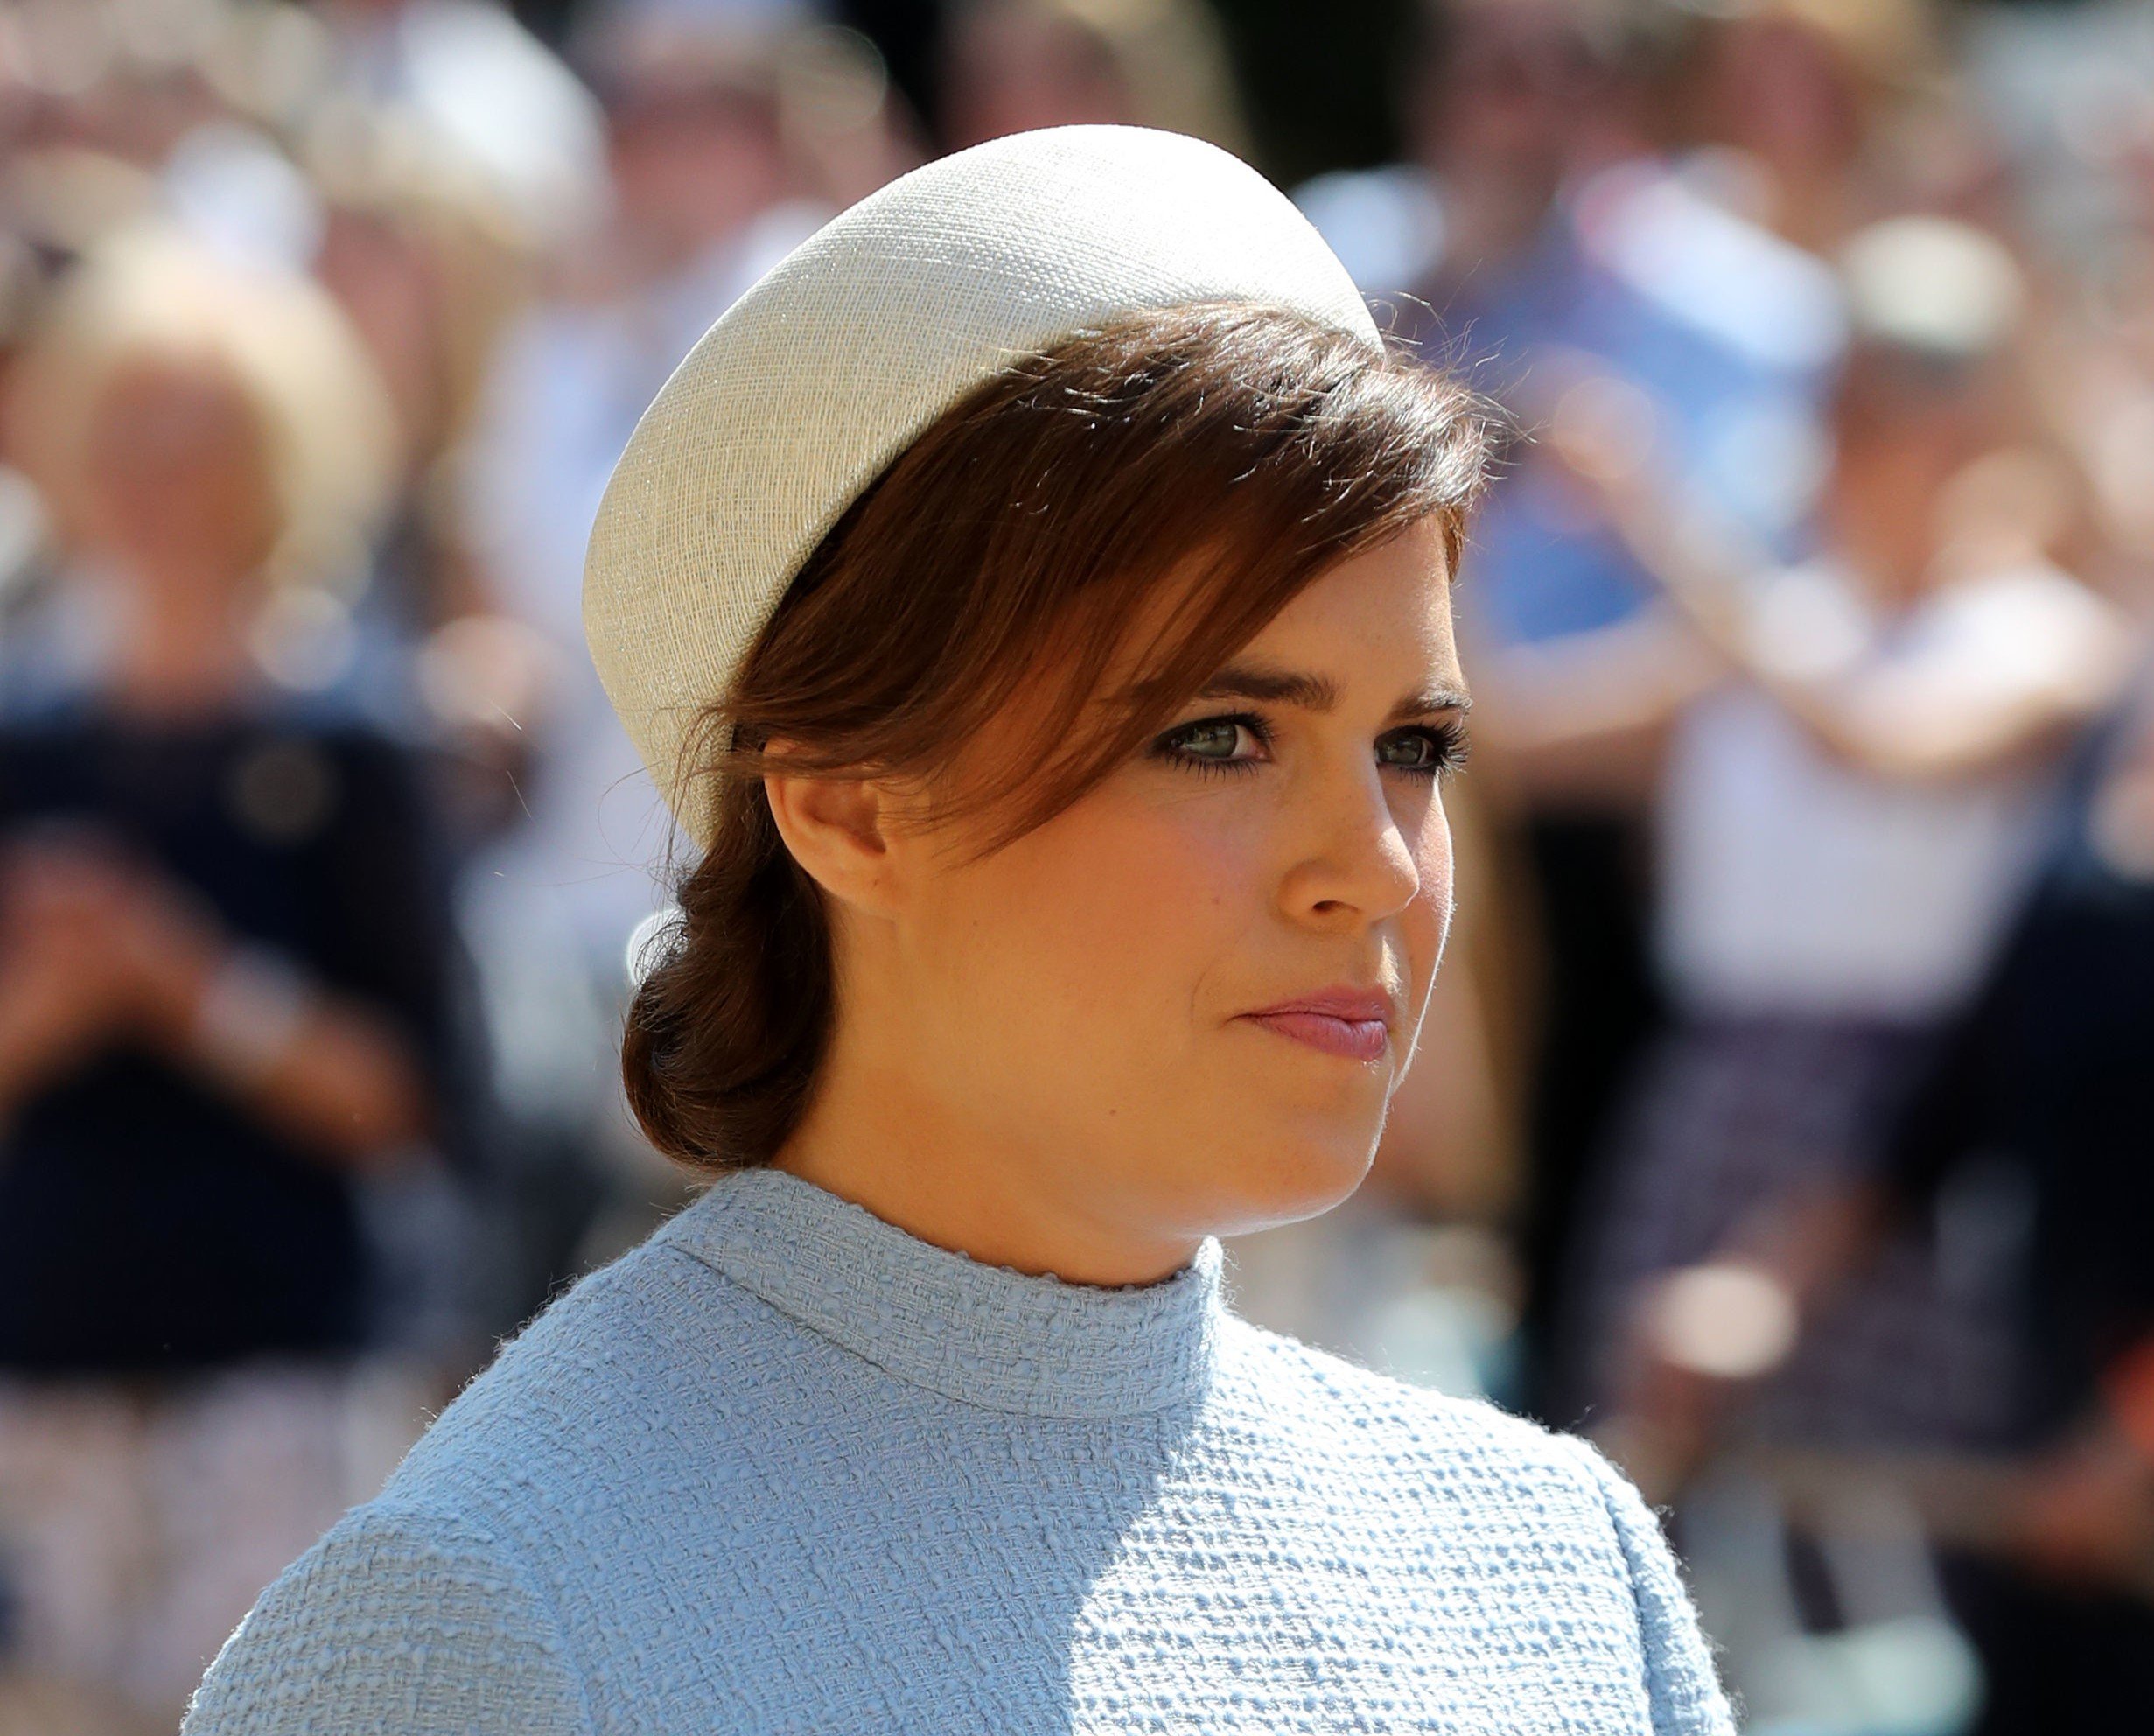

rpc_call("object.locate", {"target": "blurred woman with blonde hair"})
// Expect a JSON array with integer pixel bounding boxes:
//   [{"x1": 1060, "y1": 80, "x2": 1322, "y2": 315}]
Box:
[{"x1": 0, "y1": 228, "x2": 472, "y2": 1730}]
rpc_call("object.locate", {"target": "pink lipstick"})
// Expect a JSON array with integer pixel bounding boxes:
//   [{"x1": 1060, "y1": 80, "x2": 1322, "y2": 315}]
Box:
[{"x1": 1237, "y1": 985, "x2": 1395, "y2": 1062}]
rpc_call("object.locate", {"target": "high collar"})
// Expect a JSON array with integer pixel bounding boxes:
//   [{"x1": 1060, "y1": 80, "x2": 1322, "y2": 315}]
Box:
[{"x1": 661, "y1": 1166, "x2": 1225, "y2": 1418}]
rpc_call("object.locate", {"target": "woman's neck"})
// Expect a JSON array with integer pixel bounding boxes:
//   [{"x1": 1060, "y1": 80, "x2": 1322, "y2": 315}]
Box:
[
  {"x1": 772, "y1": 1047, "x2": 1205, "y2": 1289},
  {"x1": 101, "y1": 561, "x2": 261, "y2": 720}
]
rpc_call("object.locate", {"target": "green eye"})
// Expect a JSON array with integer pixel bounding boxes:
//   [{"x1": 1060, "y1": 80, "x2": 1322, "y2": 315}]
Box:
[
  {"x1": 1176, "y1": 720, "x2": 1244, "y2": 760},
  {"x1": 1378, "y1": 724, "x2": 1469, "y2": 775},
  {"x1": 1149, "y1": 714, "x2": 1270, "y2": 777},
  {"x1": 1378, "y1": 732, "x2": 1437, "y2": 771}
]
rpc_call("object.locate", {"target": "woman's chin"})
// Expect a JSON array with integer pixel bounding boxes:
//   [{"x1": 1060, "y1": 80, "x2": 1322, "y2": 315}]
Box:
[{"x1": 1183, "y1": 1129, "x2": 1379, "y2": 1238}]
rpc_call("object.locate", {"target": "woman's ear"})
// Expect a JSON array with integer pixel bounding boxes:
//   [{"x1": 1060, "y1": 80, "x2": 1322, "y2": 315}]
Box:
[{"x1": 763, "y1": 770, "x2": 906, "y2": 919}]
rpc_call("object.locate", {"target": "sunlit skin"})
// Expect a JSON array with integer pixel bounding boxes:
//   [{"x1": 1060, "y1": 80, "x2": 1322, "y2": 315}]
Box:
[{"x1": 766, "y1": 517, "x2": 1469, "y2": 1287}]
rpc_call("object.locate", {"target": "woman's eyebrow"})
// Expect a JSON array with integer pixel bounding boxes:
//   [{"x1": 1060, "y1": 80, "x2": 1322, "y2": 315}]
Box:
[
  {"x1": 1196, "y1": 662, "x2": 1472, "y2": 723},
  {"x1": 1390, "y1": 686, "x2": 1472, "y2": 723},
  {"x1": 1195, "y1": 663, "x2": 1339, "y2": 710}
]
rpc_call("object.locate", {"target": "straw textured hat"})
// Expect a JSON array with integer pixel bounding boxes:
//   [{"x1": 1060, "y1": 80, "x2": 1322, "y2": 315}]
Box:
[{"x1": 583, "y1": 123, "x2": 1380, "y2": 847}]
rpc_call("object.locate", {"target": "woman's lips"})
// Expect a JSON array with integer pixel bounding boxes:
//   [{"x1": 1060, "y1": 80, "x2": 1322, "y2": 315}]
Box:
[{"x1": 1237, "y1": 989, "x2": 1395, "y2": 1062}]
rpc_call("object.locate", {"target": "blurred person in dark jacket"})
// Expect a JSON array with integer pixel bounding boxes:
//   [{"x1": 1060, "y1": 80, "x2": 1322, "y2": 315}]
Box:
[
  {"x1": 1871, "y1": 668, "x2": 2154, "y2": 1732},
  {"x1": 0, "y1": 228, "x2": 471, "y2": 1730}
]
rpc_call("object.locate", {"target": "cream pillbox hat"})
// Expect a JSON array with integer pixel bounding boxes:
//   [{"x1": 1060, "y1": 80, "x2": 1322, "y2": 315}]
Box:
[{"x1": 582, "y1": 123, "x2": 1381, "y2": 848}]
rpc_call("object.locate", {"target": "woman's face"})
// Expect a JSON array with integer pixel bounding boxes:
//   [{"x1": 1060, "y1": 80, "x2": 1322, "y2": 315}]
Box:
[
  {"x1": 866, "y1": 518, "x2": 1467, "y2": 1257},
  {"x1": 1701, "y1": 18, "x2": 1865, "y2": 170},
  {"x1": 81, "y1": 355, "x2": 279, "y2": 590}
]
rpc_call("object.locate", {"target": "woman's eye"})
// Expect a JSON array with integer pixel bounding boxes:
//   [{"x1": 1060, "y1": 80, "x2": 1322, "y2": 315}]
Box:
[
  {"x1": 1175, "y1": 720, "x2": 1249, "y2": 760},
  {"x1": 1151, "y1": 714, "x2": 1269, "y2": 774},
  {"x1": 1378, "y1": 723, "x2": 1469, "y2": 776},
  {"x1": 1151, "y1": 715, "x2": 1466, "y2": 779}
]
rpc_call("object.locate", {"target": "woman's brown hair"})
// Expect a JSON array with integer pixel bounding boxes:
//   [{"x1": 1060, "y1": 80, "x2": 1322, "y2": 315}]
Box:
[{"x1": 623, "y1": 302, "x2": 1494, "y2": 1172}]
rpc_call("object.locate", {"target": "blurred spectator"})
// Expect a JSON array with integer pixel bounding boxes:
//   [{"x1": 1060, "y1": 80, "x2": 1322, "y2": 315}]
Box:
[
  {"x1": 0, "y1": 228, "x2": 475, "y2": 1730},
  {"x1": 309, "y1": 0, "x2": 608, "y2": 253},
  {"x1": 1859, "y1": 658, "x2": 2154, "y2": 1732},
  {"x1": 1371, "y1": 0, "x2": 1841, "y2": 675},
  {"x1": 939, "y1": 0, "x2": 1248, "y2": 158},
  {"x1": 1665, "y1": 0, "x2": 1942, "y2": 256},
  {"x1": 1552, "y1": 214, "x2": 2127, "y2": 1506},
  {"x1": 305, "y1": 150, "x2": 536, "y2": 648},
  {"x1": 1534, "y1": 209, "x2": 2135, "y2": 1729}
]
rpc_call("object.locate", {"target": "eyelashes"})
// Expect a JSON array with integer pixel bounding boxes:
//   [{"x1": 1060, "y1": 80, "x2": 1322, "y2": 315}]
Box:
[
  {"x1": 1148, "y1": 711, "x2": 1471, "y2": 781},
  {"x1": 1385, "y1": 718, "x2": 1472, "y2": 777}
]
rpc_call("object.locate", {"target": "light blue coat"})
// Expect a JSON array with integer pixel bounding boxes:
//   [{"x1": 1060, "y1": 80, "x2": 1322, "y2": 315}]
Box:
[{"x1": 187, "y1": 1167, "x2": 1738, "y2": 1733}]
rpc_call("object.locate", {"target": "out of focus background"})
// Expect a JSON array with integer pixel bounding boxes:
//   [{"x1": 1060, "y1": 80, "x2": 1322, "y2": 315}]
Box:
[{"x1": 0, "y1": 0, "x2": 2151, "y2": 1729}]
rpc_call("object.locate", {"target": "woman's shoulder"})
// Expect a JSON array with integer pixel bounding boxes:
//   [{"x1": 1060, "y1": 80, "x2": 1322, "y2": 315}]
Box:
[
  {"x1": 1215, "y1": 1313, "x2": 1688, "y2": 1577},
  {"x1": 1222, "y1": 1312, "x2": 1698, "y2": 1530},
  {"x1": 334, "y1": 1214, "x2": 770, "y2": 1548},
  {"x1": 185, "y1": 1219, "x2": 797, "y2": 1731},
  {"x1": 186, "y1": 1225, "x2": 766, "y2": 1730},
  {"x1": 1216, "y1": 1315, "x2": 1736, "y2": 1732},
  {"x1": 184, "y1": 1496, "x2": 593, "y2": 1734},
  {"x1": 1218, "y1": 1310, "x2": 1587, "y2": 1471}
]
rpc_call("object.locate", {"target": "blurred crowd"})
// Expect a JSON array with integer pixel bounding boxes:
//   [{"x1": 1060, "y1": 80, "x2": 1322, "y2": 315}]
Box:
[{"x1": 0, "y1": 0, "x2": 2150, "y2": 1731}]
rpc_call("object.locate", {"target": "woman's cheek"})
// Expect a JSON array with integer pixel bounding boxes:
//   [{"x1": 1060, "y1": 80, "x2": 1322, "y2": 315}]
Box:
[
  {"x1": 1409, "y1": 801, "x2": 1456, "y2": 978},
  {"x1": 1046, "y1": 794, "x2": 1262, "y2": 984}
]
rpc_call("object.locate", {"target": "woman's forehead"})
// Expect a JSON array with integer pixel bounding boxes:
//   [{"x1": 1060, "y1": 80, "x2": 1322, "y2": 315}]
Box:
[{"x1": 1228, "y1": 522, "x2": 1463, "y2": 692}]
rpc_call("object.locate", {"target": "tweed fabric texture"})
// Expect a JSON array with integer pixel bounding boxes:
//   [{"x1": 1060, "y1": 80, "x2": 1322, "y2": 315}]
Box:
[
  {"x1": 581, "y1": 124, "x2": 1382, "y2": 845},
  {"x1": 185, "y1": 1168, "x2": 1738, "y2": 1734}
]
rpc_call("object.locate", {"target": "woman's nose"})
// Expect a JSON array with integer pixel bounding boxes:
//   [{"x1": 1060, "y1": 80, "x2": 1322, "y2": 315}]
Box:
[{"x1": 1275, "y1": 763, "x2": 1430, "y2": 927}]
